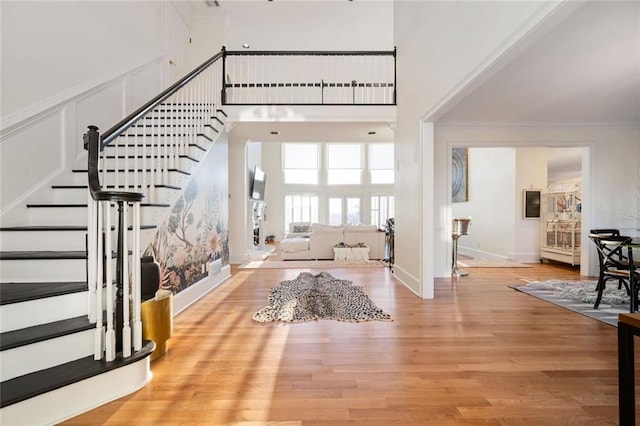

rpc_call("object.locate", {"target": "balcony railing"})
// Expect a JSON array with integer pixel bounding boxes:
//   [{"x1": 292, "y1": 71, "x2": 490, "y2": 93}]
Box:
[{"x1": 222, "y1": 48, "x2": 396, "y2": 106}]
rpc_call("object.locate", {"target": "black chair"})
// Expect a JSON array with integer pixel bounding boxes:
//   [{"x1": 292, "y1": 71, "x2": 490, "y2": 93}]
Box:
[{"x1": 588, "y1": 231, "x2": 634, "y2": 310}]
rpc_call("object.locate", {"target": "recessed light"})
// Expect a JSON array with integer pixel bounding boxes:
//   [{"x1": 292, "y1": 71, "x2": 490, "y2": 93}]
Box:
[
  {"x1": 270, "y1": 131, "x2": 279, "y2": 135},
  {"x1": 242, "y1": 43, "x2": 250, "y2": 49},
  {"x1": 368, "y1": 131, "x2": 376, "y2": 135}
]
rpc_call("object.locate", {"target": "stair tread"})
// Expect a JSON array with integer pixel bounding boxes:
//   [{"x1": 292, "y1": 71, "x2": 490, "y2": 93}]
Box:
[
  {"x1": 0, "y1": 281, "x2": 86, "y2": 305},
  {"x1": 0, "y1": 340, "x2": 155, "y2": 408},
  {"x1": 0, "y1": 225, "x2": 87, "y2": 231},
  {"x1": 51, "y1": 183, "x2": 182, "y2": 191},
  {"x1": 0, "y1": 224, "x2": 157, "y2": 231},
  {"x1": 0, "y1": 315, "x2": 93, "y2": 351},
  {"x1": 71, "y1": 168, "x2": 190, "y2": 175},
  {"x1": 0, "y1": 250, "x2": 87, "y2": 260}
]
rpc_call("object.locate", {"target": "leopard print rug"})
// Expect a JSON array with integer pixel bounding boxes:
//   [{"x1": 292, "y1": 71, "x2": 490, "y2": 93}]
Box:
[{"x1": 252, "y1": 272, "x2": 393, "y2": 323}]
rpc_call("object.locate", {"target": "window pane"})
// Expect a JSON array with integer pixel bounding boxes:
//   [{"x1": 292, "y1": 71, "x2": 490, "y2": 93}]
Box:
[
  {"x1": 284, "y1": 169, "x2": 318, "y2": 185},
  {"x1": 284, "y1": 143, "x2": 318, "y2": 169},
  {"x1": 327, "y1": 169, "x2": 361, "y2": 185},
  {"x1": 370, "y1": 144, "x2": 394, "y2": 169},
  {"x1": 370, "y1": 170, "x2": 394, "y2": 184},
  {"x1": 329, "y1": 198, "x2": 342, "y2": 226},
  {"x1": 327, "y1": 144, "x2": 361, "y2": 168},
  {"x1": 284, "y1": 194, "x2": 319, "y2": 232},
  {"x1": 346, "y1": 197, "x2": 360, "y2": 225}
]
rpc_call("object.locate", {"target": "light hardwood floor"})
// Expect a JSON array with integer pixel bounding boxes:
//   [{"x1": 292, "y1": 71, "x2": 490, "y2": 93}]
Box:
[{"x1": 63, "y1": 262, "x2": 626, "y2": 425}]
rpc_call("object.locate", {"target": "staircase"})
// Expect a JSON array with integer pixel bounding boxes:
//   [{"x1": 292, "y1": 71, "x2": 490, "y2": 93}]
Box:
[{"x1": 0, "y1": 49, "x2": 226, "y2": 422}]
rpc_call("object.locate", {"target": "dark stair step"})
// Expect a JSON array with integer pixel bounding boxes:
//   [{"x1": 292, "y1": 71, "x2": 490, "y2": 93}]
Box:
[
  {"x1": 71, "y1": 168, "x2": 190, "y2": 175},
  {"x1": 0, "y1": 315, "x2": 94, "y2": 351},
  {"x1": 25, "y1": 202, "x2": 171, "y2": 208},
  {"x1": 51, "y1": 183, "x2": 182, "y2": 191},
  {"x1": 0, "y1": 250, "x2": 87, "y2": 260},
  {"x1": 0, "y1": 224, "x2": 158, "y2": 232},
  {"x1": 118, "y1": 133, "x2": 213, "y2": 143},
  {"x1": 104, "y1": 154, "x2": 199, "y2": 163},
  {"x1": 0, "y1": 340, "x2": 155, "y2": 408},
  {"x1": 0, "y1": 281, "x2": 86, "y2": 305}
]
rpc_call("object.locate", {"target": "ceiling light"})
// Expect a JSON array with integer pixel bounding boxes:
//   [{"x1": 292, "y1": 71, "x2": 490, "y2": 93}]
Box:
[
  {"x1": 270, "y1": 131, "x2": 279, "y2": 135},
  {"x1": 242, "y1": 43, "x2": 250, "y2": 49},
  {"x1": 368, "y1": 131, "x2": 376, "y2": 135}
]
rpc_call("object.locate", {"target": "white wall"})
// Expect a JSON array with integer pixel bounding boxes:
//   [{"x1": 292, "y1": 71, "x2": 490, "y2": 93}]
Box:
[
  {"x1": 0, "y1": 1, "x2": 194, "y2": 218},
  {"x1": 514, "y1": 147, "x2": 548, "y2": 262},
  {"x1": 222, "y1": 1, "x2": 393, "y2": 51},
  {"x1": 451, "y1": 147, "x2": 517, "y2": 260},
  {"x1": 393, "y1": 1, "x2": 554, "y2": 296},
  {"x1": 189, "y1": 15, "x2": 226, "y2": 69}
]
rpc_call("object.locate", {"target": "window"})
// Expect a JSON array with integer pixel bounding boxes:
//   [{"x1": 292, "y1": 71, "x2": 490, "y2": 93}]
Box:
[
  {"x1": 327, "y1": 143, "x2": 362, "y2": 185},
  {"x1": 371, "y1": 195, "x2": 394, "y2": 229},
  {"x1": 329, "y1": 196, "x2": 361, "y2": 225},
  {"x1": 369, "y1": 143, "x2": 394, "y2": 184},
  {"x1": 284, "y1": 194, "x2": 319, "y2": 231},
  {"x1": 283, "y1": 143, "x2": 319, "y2": 184},
  {"x1": 328, "y1": 197, "x2": 342, "y2": 226},
  {"x1": 346, "y1": 197, "x2": 361, "y2": 225}
]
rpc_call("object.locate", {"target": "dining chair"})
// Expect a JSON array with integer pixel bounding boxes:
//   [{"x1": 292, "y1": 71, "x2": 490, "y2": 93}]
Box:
[{"x1": 588, "y1": 232, "x2": 633, "y2": 309}]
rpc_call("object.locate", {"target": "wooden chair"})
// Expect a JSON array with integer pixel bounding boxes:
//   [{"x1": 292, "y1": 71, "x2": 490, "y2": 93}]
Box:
[{"x1": 588, "y1": 231, "x2": 634, "y2": 310}]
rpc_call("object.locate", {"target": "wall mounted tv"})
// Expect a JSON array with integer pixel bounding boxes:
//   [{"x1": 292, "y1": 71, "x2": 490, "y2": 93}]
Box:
[{"x1": 250, "y1": 166, "x2": 267, "y2": 201}]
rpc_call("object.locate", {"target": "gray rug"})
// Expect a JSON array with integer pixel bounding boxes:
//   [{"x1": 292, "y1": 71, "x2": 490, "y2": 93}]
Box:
[
  {"x1": 511, "y1": 279, "x2": 631, "y2": 327},
  {"x1": 252, "y1": 272, "x2": 393, "y2": 323}
]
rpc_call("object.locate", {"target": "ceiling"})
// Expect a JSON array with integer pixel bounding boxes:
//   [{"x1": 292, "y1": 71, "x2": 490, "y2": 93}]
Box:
[{"x1": 436, "y1": 0, "x2": 640, "y2": 124}]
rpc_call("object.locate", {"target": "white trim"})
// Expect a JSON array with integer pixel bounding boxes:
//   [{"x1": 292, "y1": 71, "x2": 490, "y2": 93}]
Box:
[
  {"x1": 173, "y1": 265, "x2": 231, "y2": 316},
  {"x1": 0, "y1": 55, "x2": 165, "y2": 135},
  {"x1": 0, "y1": 357, "x2": 152, "y2": 426},
  {"x1": 390, "y1": 264, "x2": 421, "y2": 298}
]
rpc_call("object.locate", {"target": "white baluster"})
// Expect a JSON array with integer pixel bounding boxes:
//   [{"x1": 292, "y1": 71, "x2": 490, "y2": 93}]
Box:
[
  {"x1": 87, "y1": 193, "x2": 96, "y2": 324},
  {"x1": 122, "y1": 202, "x2": 131, "y2": 357},
  {"x1": 94, "y1": 199, "x2": 105, "y2": 360},
  {"x1": 105, "y1": 201, "x2": 115, "y2": 362},
  {"x1": 132, "y1": 202, "x2": 142, "y2": 351}
]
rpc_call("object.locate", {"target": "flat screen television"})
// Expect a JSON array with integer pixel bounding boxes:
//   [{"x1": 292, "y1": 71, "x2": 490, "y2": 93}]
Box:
[{"x1": 250, "y1": 166, "x2": 266, "y2": 201}]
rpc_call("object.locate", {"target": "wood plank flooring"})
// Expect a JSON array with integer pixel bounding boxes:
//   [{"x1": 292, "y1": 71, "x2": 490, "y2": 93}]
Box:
[{"x1": 62, "y1": 262, "x2": 627, "y2": 425}]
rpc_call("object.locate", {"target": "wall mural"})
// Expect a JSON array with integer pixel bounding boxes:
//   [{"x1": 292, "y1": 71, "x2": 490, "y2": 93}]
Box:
[{"x1": 143, "y1": 140, "x2": 229, "y2": 295}]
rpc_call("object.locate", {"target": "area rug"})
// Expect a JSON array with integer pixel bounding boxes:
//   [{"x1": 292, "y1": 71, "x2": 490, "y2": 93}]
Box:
[
  {"x1": 239, "y1": 259, "x2": 387, "y2": 269},
  {"x1": 252, "y1": 272, "x2": 393, "y2": 323},
  {"x1": 511, "y1": 279, "x2": 630, "y2": 326}
]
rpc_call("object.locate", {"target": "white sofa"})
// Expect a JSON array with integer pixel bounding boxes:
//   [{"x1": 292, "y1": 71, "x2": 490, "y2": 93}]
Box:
[{"x1": 279, "y1": 222, "x2": 386, "y2": 260}]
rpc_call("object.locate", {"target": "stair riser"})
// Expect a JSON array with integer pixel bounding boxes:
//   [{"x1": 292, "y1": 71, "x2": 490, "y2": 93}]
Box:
[
  {"x1": 123, "y1": 124, "x2": 219, "y2": 140},
  {"x1": 104, "y1": 143, "x2": 208, "y2": 162},
  {"x1": 0, "y1": 230, "x2": 87, "y2": 251},
  {"x1": 48, "y1": 185, "x2": 177, "y2": 206},
  {"x1": 0, "y1": 291, "x2": 88, "y2": 333},
  {"x1": 0, "y1": 228, "x2": 157, "y2": 251},
  {"x1": 1, "y1": 258, "x2": 87, "y2": 282},
  {"x1": 0, "y1": 329, "x2": 94, "y2": 381},
  {"x1": 27, "y1": 207, "x2": 88, "y2": 225}
]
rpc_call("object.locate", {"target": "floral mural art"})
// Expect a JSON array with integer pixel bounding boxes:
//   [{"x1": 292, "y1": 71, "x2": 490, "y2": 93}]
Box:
[{"x1": 144, "y1": 139, "x2": 229, "y2": 295}]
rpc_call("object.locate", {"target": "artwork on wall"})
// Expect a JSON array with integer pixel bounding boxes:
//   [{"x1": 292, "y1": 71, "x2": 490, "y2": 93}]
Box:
[
  {"x1": 523, "y1": 189, "x2": 542, "y2": 219},
  {"x1": 143, "y1": 141, "x2": 229, "y2": 295},
  {"x1": 452, "y1": 147, "x2": 468, "y2": 203}
]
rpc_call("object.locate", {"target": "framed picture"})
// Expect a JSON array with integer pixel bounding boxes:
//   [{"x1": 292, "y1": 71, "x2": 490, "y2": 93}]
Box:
[
  {"x1": 452, "y1": 147, "x2": 468, "y2": 203},
  {"x1": 523, "y1": 189, "x2": 541, "y2": 219}
]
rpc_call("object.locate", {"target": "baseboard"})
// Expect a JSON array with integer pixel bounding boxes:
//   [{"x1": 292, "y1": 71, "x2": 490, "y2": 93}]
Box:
[
  {"x1": 172, "y1": 265, "x2": 231, "y2": 316},
  {"x1": 391, "y1": 264, "x2": 422, "y2": 298}
]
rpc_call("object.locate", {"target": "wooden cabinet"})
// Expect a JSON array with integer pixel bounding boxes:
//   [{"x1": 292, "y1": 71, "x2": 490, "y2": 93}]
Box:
[{"x1": 540, "y1": 182, "x2": 582, "y2": 266}]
